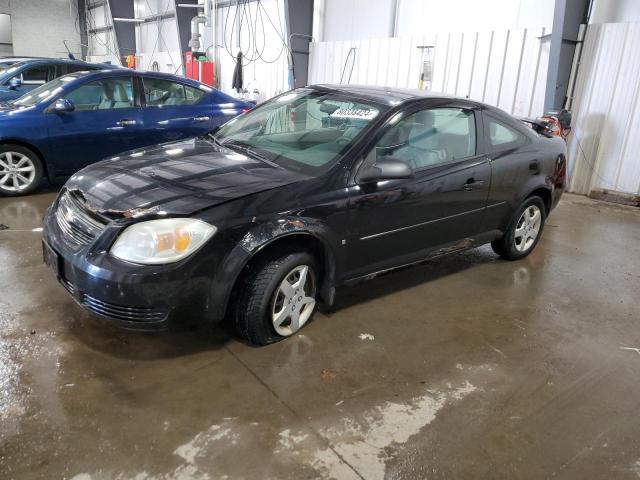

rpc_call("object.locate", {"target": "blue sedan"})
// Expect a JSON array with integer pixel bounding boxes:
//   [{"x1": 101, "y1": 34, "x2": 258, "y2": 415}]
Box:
[
  {"x1": 0, "y1": 69, "x2": 251, "y2": 195},
  {"x1": 0, "y1": 58, "x2": 113, "y2": 101}
]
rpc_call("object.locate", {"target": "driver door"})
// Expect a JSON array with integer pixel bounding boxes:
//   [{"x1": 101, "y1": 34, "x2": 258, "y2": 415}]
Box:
[{"x1": 345, "y1": 104, "x2": 491, "y2": 277}]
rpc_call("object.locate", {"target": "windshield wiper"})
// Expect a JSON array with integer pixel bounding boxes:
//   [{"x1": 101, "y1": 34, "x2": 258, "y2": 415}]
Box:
[
  {"x1": 223, "y1": 140, "x2": 284, "y2": 169},
  {"x1": 205, "y1": 133, "x2": 225, "y2": 148}
]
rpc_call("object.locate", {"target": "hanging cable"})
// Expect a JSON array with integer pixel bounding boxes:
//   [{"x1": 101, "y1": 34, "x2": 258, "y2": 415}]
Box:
[
  {"x1": 340, "y1": 47, "x2": 357, "y2": 84},
  {"x1": 571, "y1": 129, "x2": 620, "y2": 192}
]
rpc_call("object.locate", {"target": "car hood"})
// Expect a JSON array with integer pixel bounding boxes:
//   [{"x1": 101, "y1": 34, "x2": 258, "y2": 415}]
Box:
[
  {"x1": 0, "y1": 88, "x2": 21, "y2": 102},
  {"x1": 65, "y1": 137, "x2": 307, "y2": 217},
  {"x1": 0, "y1": 100, "x2": 22, "y2": 112}
]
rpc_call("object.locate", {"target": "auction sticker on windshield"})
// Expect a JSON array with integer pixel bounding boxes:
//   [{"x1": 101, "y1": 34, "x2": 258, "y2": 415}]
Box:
[{"x1": 330, "y1": 107, "x2": 379, "y2": 120}]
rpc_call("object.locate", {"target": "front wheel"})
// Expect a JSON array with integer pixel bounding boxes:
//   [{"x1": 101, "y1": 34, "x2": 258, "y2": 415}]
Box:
[
  {"x1": 491, "y1": 196, "x2": 546, "y2": 260},
  {"x1": 233, "y1": 250, "x2": 318, "y2": 345},
  {"x1": 0, "y1": 145, "x2": 43, "y2": 196}
]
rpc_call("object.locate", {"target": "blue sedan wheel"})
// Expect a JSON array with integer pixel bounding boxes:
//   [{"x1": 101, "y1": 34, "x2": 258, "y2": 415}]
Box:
[{"x1": 0, "y1": 146, "x2": 43, "y2": 196}]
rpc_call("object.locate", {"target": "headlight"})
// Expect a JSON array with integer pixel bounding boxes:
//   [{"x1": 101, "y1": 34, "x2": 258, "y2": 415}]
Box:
[{"x1": 110, "y1": 218, "x2": 217, "y2": 265}]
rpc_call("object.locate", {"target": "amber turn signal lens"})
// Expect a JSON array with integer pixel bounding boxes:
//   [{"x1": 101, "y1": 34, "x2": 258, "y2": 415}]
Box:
[{"x1": 173, "y1": 229, "x2": 191, "y2": 253}]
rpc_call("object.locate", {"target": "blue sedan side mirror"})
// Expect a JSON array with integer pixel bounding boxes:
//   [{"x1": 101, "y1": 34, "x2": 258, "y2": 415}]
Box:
[
  {"x1": 51, "y1": 98, "x2": 75, "y2": 113},
  {"x1": 8, "y1": 77, "x2": 21, "y2": 89}
]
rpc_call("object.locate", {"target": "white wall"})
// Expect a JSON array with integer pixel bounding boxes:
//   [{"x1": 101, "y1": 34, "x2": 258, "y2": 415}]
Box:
[
  {"x1": 590, "y1": 0, "x2": 640, "y2": 24},
  {"x1": 567, "y1": 21, "x2": 640, "y2": 196},
  {"x1": 0, "y1": 0, "x2": 81, "y2": 58},
  {"x1": 396, "y1": 0, "x2": 554, "y2": 35},
  {"x1": 134, "y1": 0, "x2": 182, "y2": 74},
  {"x1": 320, "y1": 0, "x2": 555, "y2": 41},
  {"x1": 0, "y1": 12, "x2": 12, "y2": 54},
  {"x1": 0, "y1": 13, "x2": 11, "y2": 44},
  {"x1": 86, "y1": 1, "x2": 120, "y2": 65},
  {"x1": 310, "y1": 26, "x2": 550, "y2": 117},
  {"x1": 322, "y1": 0, "x2": 393, "y2": 41}
]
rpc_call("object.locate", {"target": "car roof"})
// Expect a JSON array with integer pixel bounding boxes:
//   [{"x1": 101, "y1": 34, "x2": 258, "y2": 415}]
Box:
[
  {"x1": 311, "y1": 84, "x2": 480, "y2": 107},
  {"x1": 63, "y1": 69, "x2": 212, "y2": 88},
  {"x1": 17, "y1": 58, "x2": 114, "y2": 67}
]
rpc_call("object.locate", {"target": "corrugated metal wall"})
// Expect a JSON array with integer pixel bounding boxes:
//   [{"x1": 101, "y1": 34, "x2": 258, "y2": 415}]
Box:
[
  {"x1": 308, "y1": 27, "x2": 550, "y2": 117},
  {"x1": 567, "y1": 21, "x2": 640, "y2": 196}
]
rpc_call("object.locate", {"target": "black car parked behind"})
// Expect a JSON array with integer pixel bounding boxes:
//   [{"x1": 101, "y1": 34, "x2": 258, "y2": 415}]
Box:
[{"x1": 42, "y1": 85, "x2": 567, "y2": 345}]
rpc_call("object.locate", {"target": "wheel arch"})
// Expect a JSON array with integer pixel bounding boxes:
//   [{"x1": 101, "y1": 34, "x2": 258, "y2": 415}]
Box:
[
  {"x1": 0, "y1": 139, "x2": 50, "y2": 180},
  {"x1": 241, "y1": 230, "x2": 336, "y2": 304},
  {"x1": 526, "y1": 186, "x2": 553, "y2": 215},
  {"x1": 212, "y1": 229, "x2": 337, "y2": 322}
]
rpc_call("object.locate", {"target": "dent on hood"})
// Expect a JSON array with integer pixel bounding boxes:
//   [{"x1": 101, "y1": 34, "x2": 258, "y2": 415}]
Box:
[{"x1": 67, "y1": 188, "x2": 166, "y2": 220}]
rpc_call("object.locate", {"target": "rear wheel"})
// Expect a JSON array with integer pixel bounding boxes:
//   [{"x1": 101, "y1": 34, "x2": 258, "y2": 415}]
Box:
[
  {"x1": 0, "y1": 145, "x2": 43, "y2": 196},
  {"x1": 491, "y1": 196, "x2": 546, "y2": 260},
  {"x1": 233, "y1": 250, "x2": 318, "y2": 345}
]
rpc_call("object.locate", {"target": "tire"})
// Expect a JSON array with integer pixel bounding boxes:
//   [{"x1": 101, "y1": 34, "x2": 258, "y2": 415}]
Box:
[
  {"x1": 233, "y1": 250, "x2": 318, "y2": 345},
  {"x1": 491, "y1": 196, "x2": 546, "y2": 261},
  {"x1": 0, "y1": 144, "x2": 43, "y2": 196}
]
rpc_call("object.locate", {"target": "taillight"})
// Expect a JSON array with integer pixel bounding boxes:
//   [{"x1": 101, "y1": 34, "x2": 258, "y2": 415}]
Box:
[
  {"x1": 242, "y1": 107, "x2": 250, "y2": 113},
  {"x1": 553, "y1": 155, "x2": 567, "y2": 187}
]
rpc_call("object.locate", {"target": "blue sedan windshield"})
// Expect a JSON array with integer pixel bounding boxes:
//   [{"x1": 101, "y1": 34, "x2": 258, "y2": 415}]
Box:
[
  {"x1": 0, "y1": 62, "x2": 24, "y2": 82},
  {"x1": 13, "y1": 75, "x2": 78, "y2": 107}
]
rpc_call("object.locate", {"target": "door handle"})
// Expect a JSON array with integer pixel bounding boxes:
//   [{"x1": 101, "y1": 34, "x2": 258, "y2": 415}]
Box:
[
  {"x1": 116, "y1": 119, "x2": 137, "y2": 127},
  {"x1": 192, "y1": 116, "x2": 210, "y2": 122},
  {"x1": 463, "y1": 178, "x2": 485, "y2": 191}
]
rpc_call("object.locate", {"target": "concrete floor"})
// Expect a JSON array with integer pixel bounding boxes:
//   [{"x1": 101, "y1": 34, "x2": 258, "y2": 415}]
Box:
[{"x1": 0, "y1": 191, "x2": 639, "y2": 480}]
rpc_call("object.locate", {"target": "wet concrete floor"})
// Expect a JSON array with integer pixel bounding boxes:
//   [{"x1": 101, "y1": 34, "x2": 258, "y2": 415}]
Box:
[{"x1": 0, "y1": 191, "x2": 639, "y2": 480}]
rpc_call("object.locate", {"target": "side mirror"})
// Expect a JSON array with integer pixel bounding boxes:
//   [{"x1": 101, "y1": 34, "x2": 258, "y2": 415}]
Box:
[
  {"x1": 51, "y1": 98, "x2": 75, "y2": 113},
  {"x1": 8, "y1": 77, "x2": 21, "y2": 89},
  {"x1": 359, "y1": 157, "x2": 413, "y2": 183}
]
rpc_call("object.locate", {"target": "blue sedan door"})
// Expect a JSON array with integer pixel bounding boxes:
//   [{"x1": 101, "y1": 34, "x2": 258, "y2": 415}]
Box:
[
  {"x1": 46, "y1": 76, "x2": 145, "y2": 175},
  {"x1": 140, "y1": 77, "x2": 236, "y2": 144}
]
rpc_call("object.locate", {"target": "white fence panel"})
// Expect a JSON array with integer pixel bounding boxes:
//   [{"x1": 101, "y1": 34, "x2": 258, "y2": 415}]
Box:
[
  {"x1": 568, "y1": 22, "x2": 640, "y2": 195},
  {"x1": 308, "y1": 27, "x2": 549, "y2": 118}
]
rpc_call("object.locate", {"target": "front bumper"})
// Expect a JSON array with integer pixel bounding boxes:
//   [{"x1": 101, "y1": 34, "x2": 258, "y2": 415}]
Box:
[{"x1": 42, "y1": 206, "x2": 237, "y2": 331}]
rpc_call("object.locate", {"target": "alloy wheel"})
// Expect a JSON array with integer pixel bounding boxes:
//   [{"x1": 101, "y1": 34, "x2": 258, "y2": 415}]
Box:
[
  {"x1": 0, "y1": 152, "x2": 36, "y2": 192},
  {"x1": 271, "y1": 265, "x2": 316, "y2": 336},
  {"x1": 514, "y1": 205, "x2": 542, "y2": 252}
]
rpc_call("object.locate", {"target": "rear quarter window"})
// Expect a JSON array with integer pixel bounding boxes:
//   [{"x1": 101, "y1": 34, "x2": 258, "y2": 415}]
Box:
[{"x1": 485, "y1": 113, "x2": 530, "y2": 153}]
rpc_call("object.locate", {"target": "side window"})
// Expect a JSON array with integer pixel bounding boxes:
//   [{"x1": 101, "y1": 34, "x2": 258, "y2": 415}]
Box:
[
  {"x1": 22, "y1": 65, "x2": 52, "y2": 85},
  {"x1": 65, "y1": 77, "x2": 134, "y2": 111},
  {"x1": 143, "y1": 78, "x2": 205, "y2": 106},
  {"x1": 374, "y1": 107, "x2": 476, "y2": 169},
  {"x1": 55, "y1": 65, "x2": 68, "y2": 77},
  {"x1": 184, "y1": 84, "x2": 206, "y2": 103},
  {"x1": 486, "y1": 117, "x2": 528, "y2": 152}
]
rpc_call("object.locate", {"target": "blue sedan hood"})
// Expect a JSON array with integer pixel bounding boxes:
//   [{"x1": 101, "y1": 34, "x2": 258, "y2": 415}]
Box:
[
  {"x1": 64, "y1": 137, "x2": 306, "y2": 216},
  {"x1": 0, "y1": 102, "x2": 28, "y2": 116},
  {"x1": 0, "y1": 88, "x2": 21, "y2": 102}
]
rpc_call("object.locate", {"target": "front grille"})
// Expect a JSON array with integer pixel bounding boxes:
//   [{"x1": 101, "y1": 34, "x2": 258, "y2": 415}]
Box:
[
  {"x1": 60, "y1": 277, "x2": 75, "y2": 295},
  {"x1": 55, "y1": 191, "x2": 107, "y2": 247},
  {"x1": 82, "y1": 294, "x2": 167, "y2": 323}
]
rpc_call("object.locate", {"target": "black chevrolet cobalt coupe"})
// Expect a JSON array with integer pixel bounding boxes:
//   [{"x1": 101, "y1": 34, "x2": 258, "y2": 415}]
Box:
[{"x1": 43, "y1": 85, "x2": 567, "y2": 345}]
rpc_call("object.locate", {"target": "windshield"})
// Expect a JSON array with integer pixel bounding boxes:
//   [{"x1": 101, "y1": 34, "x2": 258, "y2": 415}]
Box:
[
  {"x1": 0, "y1": 62, "x2": 24, "y2": 80},
  {"x1": 13, "y1": 75, "x2": 76, "y2": 107},
  {"x1": 214, "y1": 89, "x2": 384, "y2": 175}
]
